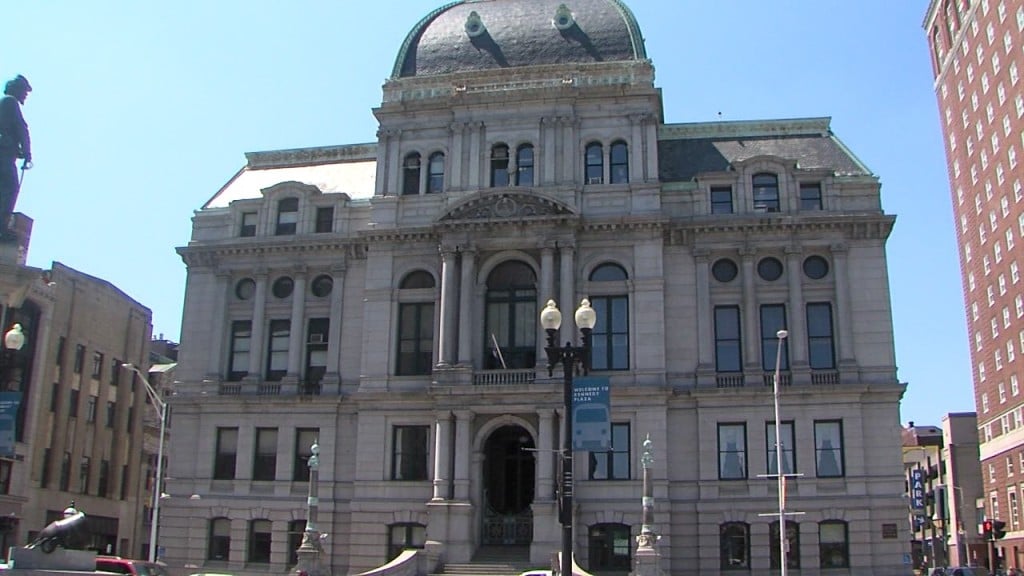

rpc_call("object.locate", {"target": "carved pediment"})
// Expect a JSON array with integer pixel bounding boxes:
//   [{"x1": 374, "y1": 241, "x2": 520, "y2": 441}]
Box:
[{"x1": 440, "y1": 192, "x2": 575, "y2": 223}]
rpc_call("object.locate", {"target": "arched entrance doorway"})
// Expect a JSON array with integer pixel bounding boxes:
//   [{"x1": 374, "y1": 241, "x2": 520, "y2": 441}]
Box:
[{"x1": 482, "y1": 425, "x2": 535, "y2": 545}]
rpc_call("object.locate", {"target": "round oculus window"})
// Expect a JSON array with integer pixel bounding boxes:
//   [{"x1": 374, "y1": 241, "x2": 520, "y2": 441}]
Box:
[
  {"x1": 311, "y1": 275, "x2": 333, "y2": 298},
  {"x1": 235, "y1": 278, "x2": 256, "y2": 300},
  {"x1": 711, "y1": 259, "x2": 738, "y2": 283},
  {"x1": 272, "y1": 276, "x2": 294, "y2": 299},
  {"x1": 757, "y1": 257, "x2": 784, "y2": 281},
  {"x1": 803, "y1": 255, "x2": 830, "y2": 280}
]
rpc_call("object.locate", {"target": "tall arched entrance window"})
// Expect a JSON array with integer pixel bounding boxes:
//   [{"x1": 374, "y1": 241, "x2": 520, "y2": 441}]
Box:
[
  {"x1": 481, "y1": 425, "x2": 535, "y2": 546},
  {"x1": 484, "y1": 261, "x2": 537, "y2": 369}
]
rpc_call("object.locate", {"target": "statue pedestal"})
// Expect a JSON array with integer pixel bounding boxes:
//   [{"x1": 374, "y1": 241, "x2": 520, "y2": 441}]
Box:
[
  {"x1": 631, "y1": 541, "x2": 662, "y2": 576},
  {"x1": 294, "y1": 535, "x2": 328, "y2": 576},
  {"x1": 10, "y1": 548, "x2": 96, "y2": 571}
]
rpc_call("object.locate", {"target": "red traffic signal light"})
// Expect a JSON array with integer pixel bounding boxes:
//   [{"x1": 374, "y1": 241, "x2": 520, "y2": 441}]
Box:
[
  {"x1": 983, "y1": 519, "x2": 994, "y2": 539},
  {"x1": 993, "y1": 519, "x2": 1007, "y2": 540}
]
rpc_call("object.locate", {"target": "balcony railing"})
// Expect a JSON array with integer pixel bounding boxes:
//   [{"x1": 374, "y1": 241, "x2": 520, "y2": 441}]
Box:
[
  {"x1": 763, "y1": 372, "x2": 792, "y2": 387},
  {"x1": 715, "y1": 373, "x2": 744, "y2": 388},
  {"x1": 811, "y1": 370, "x2": 840, "y2": 385},
  {"x1": 473, "y1": 369, "x2": 536, "y2": 386}
]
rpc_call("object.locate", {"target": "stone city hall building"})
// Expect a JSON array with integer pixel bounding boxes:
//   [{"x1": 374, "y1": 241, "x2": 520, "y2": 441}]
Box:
[{"x1": 164, "y1": 1, "x2": 908, "y2": 574}]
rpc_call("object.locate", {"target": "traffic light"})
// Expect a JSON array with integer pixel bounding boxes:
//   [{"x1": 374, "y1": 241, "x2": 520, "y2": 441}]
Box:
[
  {"x1": 983, "y1": 519, "x2": 994, "y2": 539},
  {"x1": 993, "y1": 520, "x2": 1007, "y2": 540}
]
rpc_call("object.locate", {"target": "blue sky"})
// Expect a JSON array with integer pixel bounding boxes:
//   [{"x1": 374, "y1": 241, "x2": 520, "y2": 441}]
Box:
[{"x1": 6, "y1": 1, "x2": 964, "y2": 426}]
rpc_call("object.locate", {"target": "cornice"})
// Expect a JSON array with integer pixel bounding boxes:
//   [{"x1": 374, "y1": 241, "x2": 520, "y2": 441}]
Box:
[
  {"x1": 664, "y1": 213, "x2": 896, "y2": 246},
  {"x1": 177, "y1": 239, "x2": 368, "y2": 268},
  {"x1": 658, "y1": 117, "x2": 832, "y2": 141}
]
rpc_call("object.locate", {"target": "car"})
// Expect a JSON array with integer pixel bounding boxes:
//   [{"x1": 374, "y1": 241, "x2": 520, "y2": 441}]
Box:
[
  {"x1": 517, "y1": 571, "x2": 553, "y2": 576},
  {"x1": 928, "y1": 567, "x2": 989, "y2": 576},
  {"x1": 95, "y1": 556, "x2": 171, "y2": 576}
]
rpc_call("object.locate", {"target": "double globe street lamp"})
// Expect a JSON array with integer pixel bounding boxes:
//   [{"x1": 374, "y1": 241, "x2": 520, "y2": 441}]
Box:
[{"x1": 540, "y1": 299, "x2": 596, "y2": 576}]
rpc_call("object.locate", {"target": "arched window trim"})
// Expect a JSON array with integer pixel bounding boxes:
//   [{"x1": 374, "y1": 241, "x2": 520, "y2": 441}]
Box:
[
  {"x1": 720, "y1": 521, "x2": 751, "y2": 570},
  {"x1": 208, "y1": 517, "x2": 231, "y2": 561}
]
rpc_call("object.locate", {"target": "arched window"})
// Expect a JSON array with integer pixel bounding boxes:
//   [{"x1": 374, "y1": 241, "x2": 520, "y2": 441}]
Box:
[
  {"x1": 388, "y1": 523, "x2": 426, "y2": 561},
  {"x1": 720, "y1": 522, "x2": 750, "y2": 570},
  {"x1": 585, "y1": 142, "x2": 604, "y2": 184},
  {"x1": 208, "y1": 517, "x2": 231, "y2": 560},
  {"x1": 752, "y1": 173, "x2": 780, "y2": 212},
  {"x1": 403, "y1": 153, "x2": 421, "y2": 196},
  {"x1": 819, "y1": 520, "x2": 849, "y2": 568},
  {"x1": 491, "y1": 144, "x2": 510, "y2": 187},
  {"x1": 276, "y1": 197, "x2": 299, "y2": 235},
  {"x1": 248, "y1": 519, "x2": 272, "y2": 563},
  {"x1": 588, "y1": 263, "x2": 629, "y2": 370},
  {"x1": 287, "y1": 520, "x2": 306, "y2": 565},
  {"x1": 770, "y1": 520, "x2": 800, "y2": 569},
  {"x1": 485, "y1": 261, "x2": 537, "y2": 369},
  {"x1": 428, "y1": 152, "x2": 445, "y2": 193},
  {"x1": 610, "y1": 140, "x2": 628, "y2": 183},
  {"x1": 588, "y1": 523, "x2": 632, "y2": 571},
  {"x1": 397, "y1": 270, "x2": 436, "y2": 376},
  {"x1": 516, "y1": 144, "x2": 534, "y2": 186}
]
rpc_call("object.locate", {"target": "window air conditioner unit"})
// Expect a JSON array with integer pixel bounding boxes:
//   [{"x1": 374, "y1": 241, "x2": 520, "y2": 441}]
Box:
[
  {"x1": 587, "y1": 177, "x2": 603, "y2": 184},
  {"x1": 753, "y1": 205, "x2": 769, "y2": 213},
  {"x1": 309, "y1": 333, "x2": 325, "y2": 344}
]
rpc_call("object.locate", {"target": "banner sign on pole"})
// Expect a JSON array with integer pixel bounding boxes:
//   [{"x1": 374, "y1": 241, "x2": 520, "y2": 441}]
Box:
[
  {"x1": 0, "y1": 392, "x2": 21, "y2": 458},
  {"x1": 572, "y1": 376, "x2": 611, "y2": 451},
  {"x1": 909, "y1": 468, "x2": 926, "y2": 515}
]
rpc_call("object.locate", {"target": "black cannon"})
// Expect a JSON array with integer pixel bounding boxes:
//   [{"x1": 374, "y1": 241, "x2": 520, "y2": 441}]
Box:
[{"x1": 26, "y1": 510, "x2": 86, "y2": 553}]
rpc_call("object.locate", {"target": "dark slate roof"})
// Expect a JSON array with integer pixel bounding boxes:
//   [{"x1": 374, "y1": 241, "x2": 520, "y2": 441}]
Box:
[
  {"x1": 393, "y1": 0, "x2": 647, "y2": 78},
  {"x1": 658, "y1": 130, "x2": 871, "y2": 182}
]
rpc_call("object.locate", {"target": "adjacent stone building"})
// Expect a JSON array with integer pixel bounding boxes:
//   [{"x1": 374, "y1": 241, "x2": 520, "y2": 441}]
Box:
[{"x1": 166, "y1": 1, "x2": 909, "y2": 574}]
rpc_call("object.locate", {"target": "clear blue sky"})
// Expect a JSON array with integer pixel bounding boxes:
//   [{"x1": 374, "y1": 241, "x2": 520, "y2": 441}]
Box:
[{"x1": 7, "y1": 1, "x2": 964, "y2": 426}]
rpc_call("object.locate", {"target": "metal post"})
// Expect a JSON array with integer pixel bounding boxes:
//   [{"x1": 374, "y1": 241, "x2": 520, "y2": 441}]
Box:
[
  {"x1": 772, "y1": 329, "x2": 789, "y2": 576},
  {"x1": 123, "y1": 364, "x2": 167, "y2": 563}
]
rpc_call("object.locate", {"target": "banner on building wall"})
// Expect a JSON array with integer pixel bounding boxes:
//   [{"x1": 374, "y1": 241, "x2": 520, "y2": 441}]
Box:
[
  {"x1": 0, "y1": 392, "x2": 20, "y2": 457},
  {"x1": 572, "y1": 376, "x2": 611, "y2": 451},
  {"x1": 909, "y1": 468, "x2": 926, "y2": 515}
]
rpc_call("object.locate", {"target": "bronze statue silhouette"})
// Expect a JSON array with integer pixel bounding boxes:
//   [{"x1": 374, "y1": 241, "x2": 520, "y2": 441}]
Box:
[{"x1": 0, "y1": 75, "x2": 31, "y2": 239}]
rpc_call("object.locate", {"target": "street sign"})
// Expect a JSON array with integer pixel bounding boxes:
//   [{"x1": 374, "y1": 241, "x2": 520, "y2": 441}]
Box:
[
  {"x1": 572, "y1": 376, "x2": 610, "y2": 451},
  {"x1": 909, "y1": 469, "x2": 926, "y2": 514}
]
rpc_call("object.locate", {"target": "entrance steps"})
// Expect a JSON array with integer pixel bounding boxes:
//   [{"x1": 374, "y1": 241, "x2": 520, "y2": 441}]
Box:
[{"x1": 431, "y1": 545, "x2": 536, "y2": 576}]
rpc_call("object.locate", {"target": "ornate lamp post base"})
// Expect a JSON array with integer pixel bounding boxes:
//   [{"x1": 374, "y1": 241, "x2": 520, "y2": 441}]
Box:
[{"x1": 295, "y1": 532, "x2": 326, "y2": 576}]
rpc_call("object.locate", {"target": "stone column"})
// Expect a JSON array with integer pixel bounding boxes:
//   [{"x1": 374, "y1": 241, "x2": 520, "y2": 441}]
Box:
[
  {"x1": 468, "y1": 122, "x2": 482, "y2": 188},
  {"x1": 785, "y1": 248, "x2": 808, "y2": 368},
  {"x1": 208, "y1": 272, "x2": 231, "y2": 380},
  {"x1": 432, "y1": 412, "x2": 453, "y2": 501},
  {"x1": 559, "y1": 245, "x2": 576, "y2": 345},
  {"x1": 542, "y1": 117, "x2": 557, "y2": 185},
  {"x1": 438, "y1": 247, "x2": 459, "y2": 367},
  {"x1": 245, "y1": 271, "x2": 268, "y2": 381},
  {"x1": 458, "y1": 248, "x2": 476, "y2": 366},
  {"x1": 629, "y1": 114, "x2": 644, "y2": 183},
  {"x1": 540, "y1": 244, "x2": 555, "y2": 307},
  {"x1": 537, "y1": 409, "x2": 555, "y2": 500},
  {"x1": 453, "y1": 410, "x2": 473, "y2": 501},
  {"x1": 740, "y1": 249, "x2": 758, "y2": 376},
  {"x1": 694, "y1": 249, "x2": 713, "y2": 371},
  {"x1": 285, "y1": 270, "x2": 307, "y2": 387},
  {"x1": 386, "y1": 130, "x2": 402, "y2": 196},
  {"x1": 832, "y1": 243, "x2": 855, "y2": 365},
  {"x1": 449, "y1": 122, "x2": 464, "y2": 191},
  {"x1": 323, "y1": 264, "x2": 346, "y2": 391}
]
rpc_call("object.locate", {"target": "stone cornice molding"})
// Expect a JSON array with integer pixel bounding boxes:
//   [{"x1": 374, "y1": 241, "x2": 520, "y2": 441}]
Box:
[
  {"x1": 177, "y1": 239, "x2": 368, "y2": 267},
  {"x1": 664, "y1": 214, "x2": 896, "y2": 246},
  {"x1": 245, "y1": 144, "x2": 377, "y2": 170},
  {"x1": 658, "y1": 117, "x2": 832, "y2": 141}
]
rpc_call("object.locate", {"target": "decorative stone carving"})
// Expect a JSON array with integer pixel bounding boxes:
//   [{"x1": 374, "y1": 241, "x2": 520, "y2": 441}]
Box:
[{"x1": 440, "y1": 192, "x2": 575, "y2": 222}]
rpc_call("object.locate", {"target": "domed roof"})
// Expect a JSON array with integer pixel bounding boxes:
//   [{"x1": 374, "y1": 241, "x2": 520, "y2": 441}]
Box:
[{"x1": 393, "y1": 0, "x2": 647, "y2": 78}]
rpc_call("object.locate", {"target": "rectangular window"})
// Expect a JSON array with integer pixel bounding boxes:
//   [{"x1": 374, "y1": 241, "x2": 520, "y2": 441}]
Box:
[
  {"x1": 760, "y1": 304, "x2": 789, "y2": 371},
  {"x1": 248, "y1": 520, "x2": 272, "y2": 563},
  {"x1": 819, "y1": 521, "x2": 849, "y2": 568},
  {"x1": 710, "y1": 186, "x2": 734, "y2": 214},
  {"x1": 766, "y1": 421, "x2": 795, "y2": 475},
  {"x1": 49, "y1": 383, "x2": 59, "y2": 413},
  {"x1": 0, "y1": 460, "x2": 11, "y2": 495},
  {"x1": 228, "y1": 321, "x2": 251, "y2": 381},
  {"x1": 214, "y1": 427, "x2": 238, "y2": 480},
  {"x1": 79, "y1": 456, "x2": 90, "y2": 494},
  {"x1": 40, "y1": 448, "x2": 51, "y2": 488},
  {"x1": 814, "y1": 420, "x2": 844, "y2": 477},
  {"x1": 396, "y1": 303, "x2": 434, "y2": 376},
  {"x1": 589, "y1": 423, "x2": 630, "y2": 480},
  {"x1": 314, "y1": 207, "x2": 333, "y2": 233},
  {"x1": 590, "y1": 295, "x2": 629, "y2": 370},
  {"x1": 98, "y1": 460, "x2": 109, "y2": 498},
  {"x1": 105, "y1": 401, "x2": 115, "y2": 428},
  {"x1": 304, "y1": 318, "x2": 329, "y2": 392},
  {"x1": 806, "y1": 303, "x2": 836, "y2": 370},
  {"x1": 73, "y1": 345, "x2": 85, "y2": 374},
  {"x1": 714, "y1": 306, "x2": 742, "y2": 372},
  {"x1": 392, "y1": 425, "x2": 429, "y2": 481},
  {"x1": 59, "y1": 452, "x2": 71, "y2": 491},
  {"x1": 252, "y1": 428, "x2": 278, "y2": 481},
  {"x1": 68, "y1": 389, "x2": 80, "y2": 418},
  {"x1": 275, "y1": 198, "x2": 298, "y2": 235},
  {"x1": 55, "y1": 337, "x2": 65, "y2": 367},
  {"x1": 240, "y1": 211, "x2": 257, "y2": 237},
  {"x1": 110, "y1": 358, "x2": 121, "y2": 386},
  {"x1": 266, "y1": 320, "x2": 290, "y2": 381},
  {"x1": 718, "y1": 423, "x2": 747, "y2": 479},
  {"x1": 86, "y1": 396, "x2": 97, "y2": 423},
  {"x1": 799, "y1": 182, "x2": 823, "y2": 210},
  {"x1": 293, "y1": 427, "x2": 319, "y2": 482},
  {"x1": 91, "y1": 352, "x2": 103, "y2": 379}
]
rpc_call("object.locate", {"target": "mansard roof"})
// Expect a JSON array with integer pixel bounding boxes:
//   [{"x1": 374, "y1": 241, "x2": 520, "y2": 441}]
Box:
[
  {"x1": 392, "y1": 0, "x2": 647, "y2": 78},
  {"x1": 657, "y1": 118, "x2": 873, "y2": 182}
]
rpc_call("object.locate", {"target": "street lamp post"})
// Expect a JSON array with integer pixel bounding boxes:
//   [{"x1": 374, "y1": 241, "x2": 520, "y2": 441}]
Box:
[
  {"x1": 771, "y1": 329, "x2": 789, "y2": 576},
  {"x1": 1, "y1": 324, "x2": 26, "y2": 390},
  {"x1": 540, "y1": 299, "x2": 596, "y2": 576},
  {"x1": 122, "y1": 363, "x2": 167, "y2": 563}
]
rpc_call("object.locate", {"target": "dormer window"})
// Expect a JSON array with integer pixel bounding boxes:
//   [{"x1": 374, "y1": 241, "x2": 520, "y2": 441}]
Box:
[
  {"x1": 240, "y1": 211, "x2": 257, "y2": 237},
  {"x1": 491, "y1": 145, "x2": 510, "y2": 187},
  {"x1": 275, "y1": 197, "x2": 299, "y2": 235},
  {"x1": 585, "y1": 142, "x2": 603, "y2": 184},
  {"x1": 800, "y1": 182, "x2": 823, "y2": 210},
  {"x1": 752, "y1": 173, "x2": 780, "y2": 212}
]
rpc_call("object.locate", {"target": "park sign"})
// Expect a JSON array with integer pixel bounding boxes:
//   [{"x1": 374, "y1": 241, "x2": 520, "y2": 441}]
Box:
[
  {"x1": 0, "y1": 392, "x2": 20, "y2": 457},
  {"x1": 909, "y1": 468, "x2": 926, "y2": 515},
  {"x1": 572, "y1": 376, "x2": 611, "y2": 451}
]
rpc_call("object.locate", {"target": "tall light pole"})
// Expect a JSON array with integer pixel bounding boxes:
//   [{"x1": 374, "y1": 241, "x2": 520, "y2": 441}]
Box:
[
  {"x1": 772, "y1": 329, "x2": 789, "y2": 576},
  {"x1": 123, "y1": 363, "x2": 167, "y2": 563},
  {"x1": 540, "y1": 299, "x2": 596, "y2": 576},
  {"x1": 1, "y1": 323, "x2": 25, "y2": 390}
]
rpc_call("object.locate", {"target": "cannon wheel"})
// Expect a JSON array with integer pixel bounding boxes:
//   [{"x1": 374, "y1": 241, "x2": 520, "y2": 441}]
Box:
[{"x1": 39, "y1": 539, "x2": 57, "y2": 554}]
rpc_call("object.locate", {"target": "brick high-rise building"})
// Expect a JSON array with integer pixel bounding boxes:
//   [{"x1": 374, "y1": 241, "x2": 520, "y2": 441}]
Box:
[{"x1": 925, "y1": 0, "x2": 1024, "y2": 568}]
